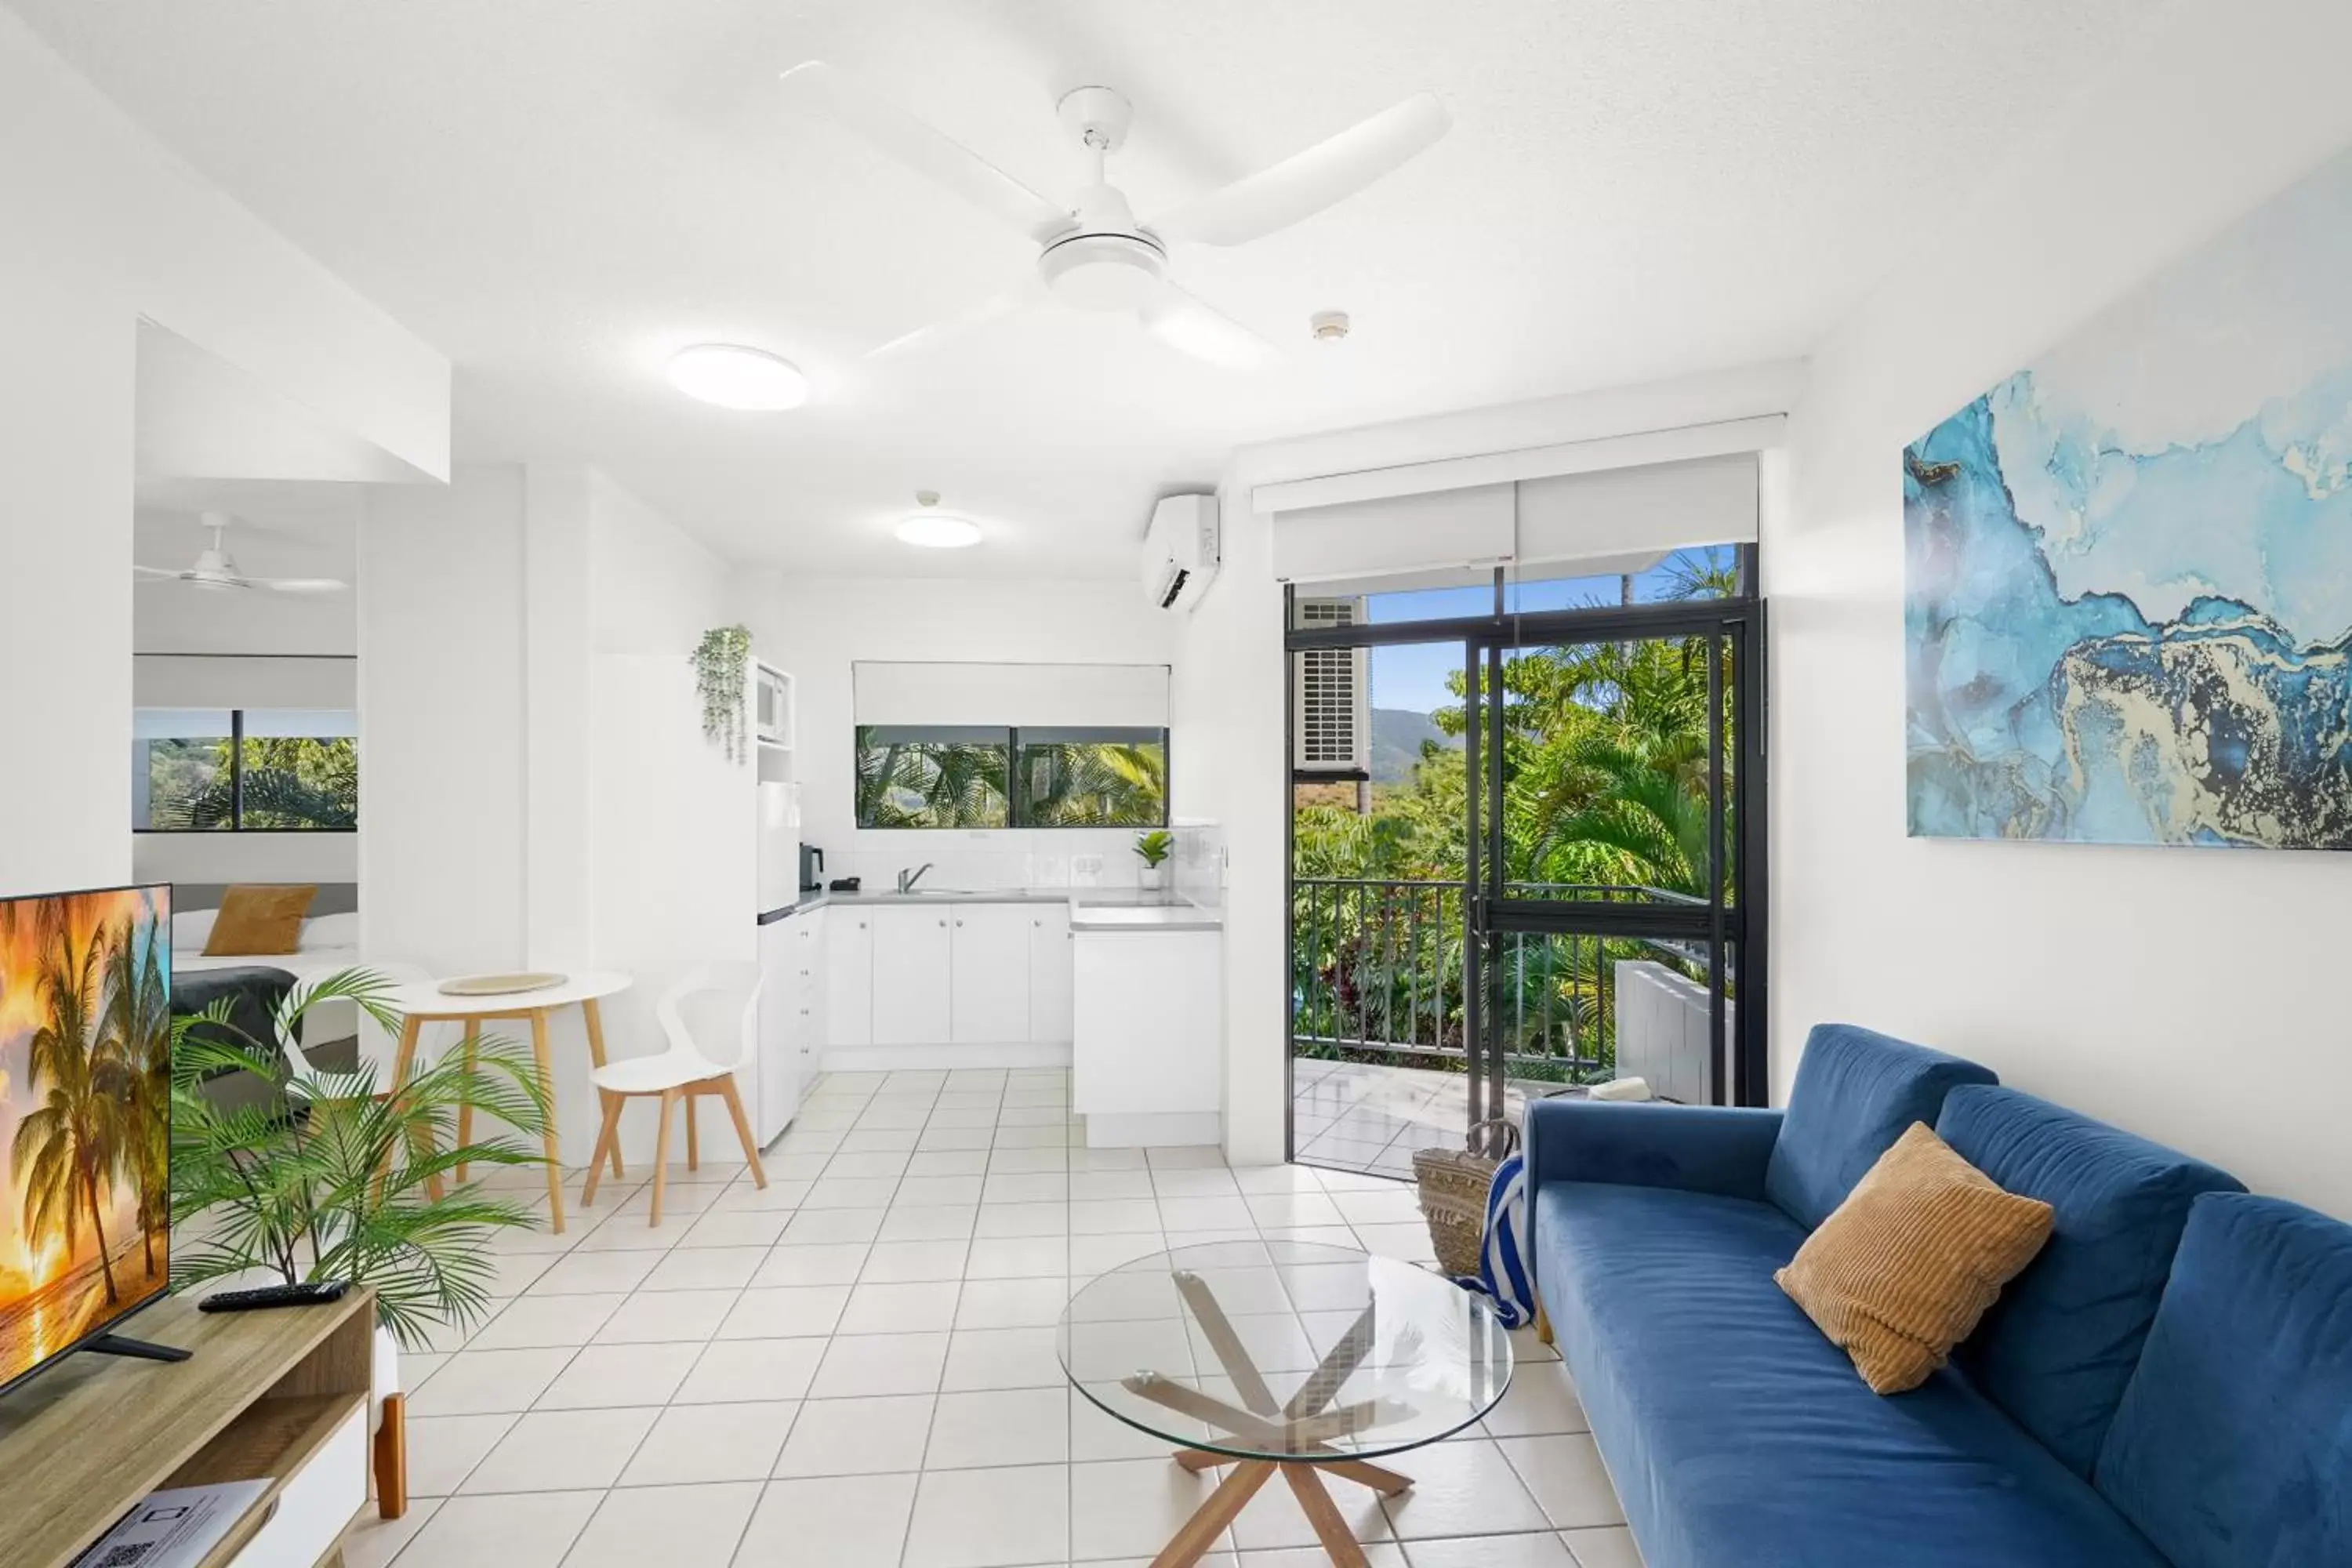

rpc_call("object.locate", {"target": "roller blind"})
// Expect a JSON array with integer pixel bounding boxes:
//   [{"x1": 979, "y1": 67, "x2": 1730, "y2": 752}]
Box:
[
  {"x1": 853, "y1": 662, "x2": 1170, "y2": 728},
  {"x1": 133, "y1": 655, "x2": 357, "y2": 710},
  {"x1": 1269, "y1": 452, "x2": 1759, "y2": 584}
]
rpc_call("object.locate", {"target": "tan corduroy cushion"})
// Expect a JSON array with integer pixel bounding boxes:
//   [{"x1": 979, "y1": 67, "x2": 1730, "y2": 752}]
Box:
[
  {"x1": 201, "y1": 884, "x2": 318, "y2": 956},
  {"x1": 1776, "y1": 1121, "x2": 2053, "y2": 1394}
]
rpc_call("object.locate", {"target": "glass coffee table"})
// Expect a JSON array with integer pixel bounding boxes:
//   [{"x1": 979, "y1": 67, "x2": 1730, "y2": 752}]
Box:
[{"x1": 1058, "y1": 1239, "x2": 1513, "y2": 1567}]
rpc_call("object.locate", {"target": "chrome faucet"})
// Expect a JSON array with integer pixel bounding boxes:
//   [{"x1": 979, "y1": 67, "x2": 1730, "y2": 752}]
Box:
[{"x1": 898, "y1": 862, "x2": 935, "y2": 894}]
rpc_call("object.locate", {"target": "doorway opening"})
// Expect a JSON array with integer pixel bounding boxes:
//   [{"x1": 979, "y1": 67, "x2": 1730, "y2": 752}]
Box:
[{"x1": 1284, "y1": 551, "x2": 1766, "y2": 1175}]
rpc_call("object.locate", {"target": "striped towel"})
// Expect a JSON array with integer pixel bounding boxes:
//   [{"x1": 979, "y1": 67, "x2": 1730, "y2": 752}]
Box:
[{"x1": 1460, "y1": 1149, "x2": 1535, "y2": 1329}]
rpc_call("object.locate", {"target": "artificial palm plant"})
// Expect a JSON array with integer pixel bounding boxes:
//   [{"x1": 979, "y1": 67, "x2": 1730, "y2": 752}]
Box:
[{"x1": 169, "y1": 970, "x2": 552, "y2": 1348}]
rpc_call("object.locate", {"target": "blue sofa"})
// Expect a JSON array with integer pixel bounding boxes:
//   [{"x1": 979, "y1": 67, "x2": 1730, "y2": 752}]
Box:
[{"x1": 1523, "y1": 1022, "x2": 2352, "y2": 1568}]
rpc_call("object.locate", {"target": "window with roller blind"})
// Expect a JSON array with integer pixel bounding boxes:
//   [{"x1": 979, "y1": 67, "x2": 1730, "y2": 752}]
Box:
[{"x1": 851, "y1": 662, "x2": 1170, "y2": 830}]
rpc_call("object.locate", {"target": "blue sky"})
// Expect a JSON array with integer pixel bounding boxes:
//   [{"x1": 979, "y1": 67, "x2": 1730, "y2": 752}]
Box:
[{"x1": 1363, "y1": 548, "x2": 1731, "y2": 714}]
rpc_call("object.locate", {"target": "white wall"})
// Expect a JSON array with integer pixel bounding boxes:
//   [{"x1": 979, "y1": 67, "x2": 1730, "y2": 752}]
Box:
[
  {"x1": 0, "y1": 9, "x2": 445, "y2": 897},
  {"x1": 359, "y1": 466, "x2": 528, "y2": 973},
  {"x1": 364, "y1": 463, "x2": 744, "y2": 1165},
  {"x1": 1769, "y1": 0, "x2": 2352, "y2": 1218},
  {"x1": 1185, "y1": 366, "x2": 1802, "y2": 1163},
  {"x1": 760, "y1": 576, "x2": 1181, "y2": 892}
]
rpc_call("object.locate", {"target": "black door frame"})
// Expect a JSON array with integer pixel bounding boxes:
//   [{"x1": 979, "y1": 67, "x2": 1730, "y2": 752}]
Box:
[{"x1": 1283, "y1": 560, "x2": 1768, "y2": 1160}]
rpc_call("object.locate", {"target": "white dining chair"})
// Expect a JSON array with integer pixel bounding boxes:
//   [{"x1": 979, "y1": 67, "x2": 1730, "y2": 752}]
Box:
[{"x1": 579, "y1": 962, "x2": 768, "y2": 1225}]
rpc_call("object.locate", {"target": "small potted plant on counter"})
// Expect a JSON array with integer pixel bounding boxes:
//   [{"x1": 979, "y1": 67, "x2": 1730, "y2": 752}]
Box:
[{"x1": 1134, "y1": 828, "x2": 1175, "y2": 891}]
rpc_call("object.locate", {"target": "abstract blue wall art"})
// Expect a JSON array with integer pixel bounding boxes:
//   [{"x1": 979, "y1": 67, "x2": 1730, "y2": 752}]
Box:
[{"x1": 1904, "y1": 147, "x2": 2352, "y2": 848}]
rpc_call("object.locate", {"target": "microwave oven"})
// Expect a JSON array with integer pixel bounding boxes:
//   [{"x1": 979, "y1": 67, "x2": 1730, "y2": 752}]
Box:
[{"x1": 753, "y1": 665, "x2": 789, "y2": 746}]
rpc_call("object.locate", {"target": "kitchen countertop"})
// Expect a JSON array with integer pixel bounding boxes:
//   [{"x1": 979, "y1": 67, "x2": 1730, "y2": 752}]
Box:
[{"x1": 764, "y1": 885, "x2": 1221, "y2": 929}]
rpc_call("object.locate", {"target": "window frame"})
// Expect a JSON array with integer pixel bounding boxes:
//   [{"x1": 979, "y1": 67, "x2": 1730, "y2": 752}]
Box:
[
  {"x1": 134, "y1": 707, "x2": 359, "y2": 834},
  {"x1": 852, "y1": 724, "x2": 1172, "y2": 831}
]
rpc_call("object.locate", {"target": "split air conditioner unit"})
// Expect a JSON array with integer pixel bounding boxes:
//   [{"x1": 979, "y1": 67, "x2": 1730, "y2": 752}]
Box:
[{"x1": 1142, "y1": 493, "x2": 1221, "y2": 612}]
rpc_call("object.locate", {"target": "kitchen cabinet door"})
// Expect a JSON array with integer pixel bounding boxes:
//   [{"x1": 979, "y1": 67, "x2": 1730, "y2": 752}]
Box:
[
  {"x1": 826, "y1": 908, "x2": 876, "y2": 1047},
  {"x1": 793, "y1": 908, "x2": 826, "y2": 1088},
  {"x1": 870, "y1": 905, "x2": 952, "y2": 1044},
  {"x1": 1027, "y1": 904, "x2": 1073, "y2": 1043},
  {"x1": 949, "y1": 904, "x2": 1032, "y2": 1044}
]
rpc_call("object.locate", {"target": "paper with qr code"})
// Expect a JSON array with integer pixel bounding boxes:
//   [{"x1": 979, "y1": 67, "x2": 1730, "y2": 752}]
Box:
[{"x1": 73, "y1": 1481, "x2": 271, "y2": 1568}]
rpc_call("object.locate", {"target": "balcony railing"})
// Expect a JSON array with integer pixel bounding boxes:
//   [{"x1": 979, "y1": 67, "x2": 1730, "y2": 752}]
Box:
[{"x1": 1290, "y1": 877, "x2": 1707, "y2": 1083}]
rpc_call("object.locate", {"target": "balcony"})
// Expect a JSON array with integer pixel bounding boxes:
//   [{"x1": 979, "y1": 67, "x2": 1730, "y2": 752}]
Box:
[{"x1": 1291, "y1": 875, "x2": 1726, "y2": 1174}]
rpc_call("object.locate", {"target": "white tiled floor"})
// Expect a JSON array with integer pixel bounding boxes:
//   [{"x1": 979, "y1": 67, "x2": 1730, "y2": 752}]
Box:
[
  {"x1": 1292, "y1": 1058, "x2": 1532, "y2": 1178},
  {"x1": 348, "y1": 1068, "x2": 1639, "y2": 1568}
]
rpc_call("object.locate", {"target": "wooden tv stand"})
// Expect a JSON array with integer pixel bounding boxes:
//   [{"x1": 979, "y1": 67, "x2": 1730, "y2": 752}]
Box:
[{"x1": 0, "y1": 1287, "x2": 378, "y2": 1568}]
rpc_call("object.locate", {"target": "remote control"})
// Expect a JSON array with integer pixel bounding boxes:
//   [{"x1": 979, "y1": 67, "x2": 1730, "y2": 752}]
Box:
[{"x1": 198, "y1": 1281, "x2": 351, "y2": 1312}]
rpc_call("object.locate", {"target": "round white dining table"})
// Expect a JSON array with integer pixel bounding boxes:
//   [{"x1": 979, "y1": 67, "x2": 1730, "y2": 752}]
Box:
[{"x1": 379, "y1": 971, "x2": 633, "y2": 1232}]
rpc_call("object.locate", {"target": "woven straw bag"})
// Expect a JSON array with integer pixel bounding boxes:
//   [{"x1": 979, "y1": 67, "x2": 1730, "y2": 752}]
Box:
[{"x1": 1414, "y1": 1116, "x2": 1519, "y2": 1277}]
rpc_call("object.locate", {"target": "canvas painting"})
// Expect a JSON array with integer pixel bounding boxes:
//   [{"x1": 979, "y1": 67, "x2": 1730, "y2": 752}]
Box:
[
  {"x1": 1, "y1": 887, "x2": 172, "y2": 1388},
  {"x1": 1904, "y1": 146, "x2": 2352, "y2": 848}
]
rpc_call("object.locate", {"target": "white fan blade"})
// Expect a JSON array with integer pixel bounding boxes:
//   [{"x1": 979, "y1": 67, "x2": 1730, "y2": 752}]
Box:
[
  {"x1": 1139, "y1": 284, "x2": 1280, "y2": 370},
  {"x1": 866, "y1": 280, "x2": 1044, "y2": 360},
  {"x1": 780, "y1": 62, "x2": 1072, "y2": 244},
  {"x1": 132, "y1": 564, "x2": 183, "y2": 579},
  {"x1": 1152, "y1": 93, "x2": 1450, "y2": 247},
  {"x1": 253, "y1": 577, "x2": 348, "y2": 594}
]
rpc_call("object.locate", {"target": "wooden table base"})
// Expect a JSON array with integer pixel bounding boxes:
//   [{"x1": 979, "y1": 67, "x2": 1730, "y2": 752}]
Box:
[
  {"x1": 1149, "y1": 1455, "x2": 1409, "y2": 1568},
  {"x1": 1128, "y1": 1275, "x2": 1415, "y2": 1567}
]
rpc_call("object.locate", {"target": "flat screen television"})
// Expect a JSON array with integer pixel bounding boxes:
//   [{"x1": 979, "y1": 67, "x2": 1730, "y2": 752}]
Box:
[{"x1": 0, "y1": 883, "x2": 174, "y2": 1395}]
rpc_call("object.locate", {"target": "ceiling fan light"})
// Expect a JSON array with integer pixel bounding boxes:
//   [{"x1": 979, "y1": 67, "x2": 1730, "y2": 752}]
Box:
[
  {"x1": 667, "y1": 343, "x2": 809, "y2": 411},
  {"x1": 895, "y1": 510, "x2": 983, "y2": 549}
]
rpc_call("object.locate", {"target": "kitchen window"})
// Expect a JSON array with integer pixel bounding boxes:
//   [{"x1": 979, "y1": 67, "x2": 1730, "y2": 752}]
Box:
[
  {"x1": 855, "y1": 725, "x2": 1168, "y2": 829},
  {"x1": 134, "y1": 707, "x2": 358, "y2": 831}
]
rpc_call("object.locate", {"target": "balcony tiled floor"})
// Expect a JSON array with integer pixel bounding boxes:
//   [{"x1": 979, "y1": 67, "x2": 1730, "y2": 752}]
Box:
[
  {"x1": 344, "y1": 1067, "x2": 1642, "y2": 1568},
  {"x1": 1292, "y1": 1058, "x2": 1530, "y2": 1177}
]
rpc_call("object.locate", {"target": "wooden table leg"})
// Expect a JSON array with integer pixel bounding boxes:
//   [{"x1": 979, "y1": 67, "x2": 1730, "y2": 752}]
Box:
[
  {"x1": 528, "y1": 1008, "x2": 564, "y2": 1233},
  {"x1": 1152, "y1": 1458, "x2": 1273, "y2": 1568},
  {"x1": 1316, "y1": 1457, "x2": 1413, "y2": 1497},
  {"x1": 580, "y1": 997, "x2": 622, "y2": 1179},
  {"x1": 372, "y1": 1392, "x2": 407, "y2": 1519},
  {"x1": 582, "y1": 1092, "x2": 624, "y2": 1208},
  {"x1": 376, "y1": 1016, "x2": 426, "y2": 1205},
  {"x1": 684, "y1": 1083, "x2": 699, "y2": 1171},
  {"x1": 1284, "y1": 1465, "x2": 1372, "y2": 1567},
  {"x1": 453, "y1": 1019, "x2": 480, "y2": 1185}
]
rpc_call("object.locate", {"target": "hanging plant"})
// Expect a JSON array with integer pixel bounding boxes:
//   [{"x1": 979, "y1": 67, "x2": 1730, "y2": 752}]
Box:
[{"x1": 690, "y1": 625, "x2": 753, "y2": 761}]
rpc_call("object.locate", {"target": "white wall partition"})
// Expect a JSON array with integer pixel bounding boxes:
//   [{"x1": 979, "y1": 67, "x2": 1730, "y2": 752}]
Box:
[
  {"x1": 0, "y1": 10, "x2": 445, "y2": 896},
  {"x1": 1769, "y1": 0, "x2": 2352, "y2": 1218}
]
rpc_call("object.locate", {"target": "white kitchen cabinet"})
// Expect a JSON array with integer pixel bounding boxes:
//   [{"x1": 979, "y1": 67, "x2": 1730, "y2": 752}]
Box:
[
  {"x1": 950, "y1": 903, "x2": 1032, "y2": 1044},
  {"x1": 1073, "y1": 927, "x2": 1223, "y2": 1146},
  {"x1": 754, "y1": 915, "x2": 800, "y2": 1142},
  {"x1": 792, "y1": 906, "x2": 826, "y2": 1096},
  {"x1": 1027, "y1": 904, "x2": 1073, "y2": 1043},
  {"x1": 826, "y1": 906, "x2": 875, "y2": 1046},
  {"x1": 871, "y1": 904, "x2": 953, "y2": 1044}
]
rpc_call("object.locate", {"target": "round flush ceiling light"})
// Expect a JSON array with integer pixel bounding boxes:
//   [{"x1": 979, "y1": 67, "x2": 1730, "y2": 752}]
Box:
[
  {"x1": 895, "y1": 490, "x2": 982, "y2": 549},
  {"x1": 667, "y1": 343, "x2": 808, "y2": 411}
]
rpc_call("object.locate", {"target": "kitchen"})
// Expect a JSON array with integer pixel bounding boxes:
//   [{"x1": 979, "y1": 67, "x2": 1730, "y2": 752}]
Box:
[{"x1": 741, "y1": 586, "x2": 1225, "y2": 1154}]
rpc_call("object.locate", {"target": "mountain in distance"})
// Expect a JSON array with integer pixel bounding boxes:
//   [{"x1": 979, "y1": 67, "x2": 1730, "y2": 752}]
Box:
[{"x1": 1370, "y1": 706, "x2": 1461, "y2": 783}]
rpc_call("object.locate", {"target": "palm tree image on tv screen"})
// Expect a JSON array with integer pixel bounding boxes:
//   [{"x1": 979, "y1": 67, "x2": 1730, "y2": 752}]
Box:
[{"x1": 0, "y1": 887, "x2": 172, "y2": 1388}]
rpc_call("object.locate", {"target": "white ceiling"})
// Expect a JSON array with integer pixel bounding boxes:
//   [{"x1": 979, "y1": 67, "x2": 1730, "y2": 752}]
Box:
[{"x1": 20, "y1": 0, "x2": 2144, "y2": 579}]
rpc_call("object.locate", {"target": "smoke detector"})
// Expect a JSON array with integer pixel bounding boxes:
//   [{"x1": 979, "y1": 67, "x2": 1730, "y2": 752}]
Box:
[{"x1": 1309, "y1": 310, "x2": 1351, "y2": 342}]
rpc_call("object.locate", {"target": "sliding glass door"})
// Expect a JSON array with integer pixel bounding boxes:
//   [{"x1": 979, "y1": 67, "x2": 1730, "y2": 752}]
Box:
[{"x1": 1286, "y1": 560, "x2": 1766, "y2": 1172}]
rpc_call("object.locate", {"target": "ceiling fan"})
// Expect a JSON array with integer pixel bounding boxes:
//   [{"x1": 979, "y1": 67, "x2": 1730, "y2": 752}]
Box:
[
  {"x1": 779, "y1": 62, "x2": 1450, "y2": 368},
  {"x1": 133, "y1": 512, "x2": 347, "y2": 594}
]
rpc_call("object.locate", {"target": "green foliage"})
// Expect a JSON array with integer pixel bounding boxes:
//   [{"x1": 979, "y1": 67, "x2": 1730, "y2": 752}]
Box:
[
  {"x1": 691, "y1": 626, "x2": 754, "y2": 762},
  {"x1": 1134, "y1": 828, "x2": 1174, "y2": 867},
  {"x1": 1294, "y1": 615, "x2": 1736, "y2": 1083},
  {"x1": 856, "y1": 731, "x2": 1168, "y2": 829},
  {"x1": 169, "y1": 970, "x2": 554, "y2": 1349}
]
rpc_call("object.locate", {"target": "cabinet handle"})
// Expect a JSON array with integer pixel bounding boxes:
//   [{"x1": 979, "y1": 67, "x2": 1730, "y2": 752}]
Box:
[
  {"x1": 938, "y1": 919, "x2": 946, "y2": 927},
  {"x1": 955, "y1": 920, "x2": 964, "y2": 927}
]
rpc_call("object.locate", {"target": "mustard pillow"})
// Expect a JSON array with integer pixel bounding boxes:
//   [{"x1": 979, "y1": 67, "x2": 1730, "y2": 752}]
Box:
[
  {"x1": 201, "y1": 884, "x2": 318, "y2": 956},
  {"x1": 1776, "y1": 1121, "x2": 2053, "y2": 1394}
]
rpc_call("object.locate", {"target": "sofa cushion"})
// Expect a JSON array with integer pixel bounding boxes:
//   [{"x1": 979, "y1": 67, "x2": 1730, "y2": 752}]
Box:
[
  {"x1": 1763, "y1": 1023, "x2": 1998, "y2": 1230},
  {"x1": 1938, "y1": 1085, "x2": 2244, "y2": 1476},
  {"x1": 1776, "y1": 1122, "x2": 2053, "y2": 1394},
  {"x1": 2094, "y1": 1194, "x2": 2352, "y2": 1568},
  {"x1": 1535, "y1": 1180, "x2": 2167, "y2": 1568}
]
